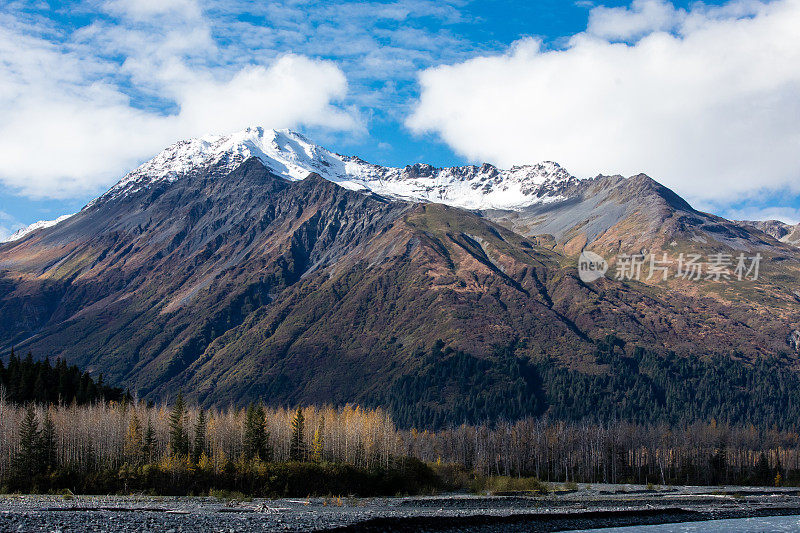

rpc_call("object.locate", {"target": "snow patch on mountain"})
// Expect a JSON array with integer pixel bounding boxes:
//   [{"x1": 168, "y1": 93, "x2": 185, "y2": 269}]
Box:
[
  {"x1": 1, "y1": 213, "x2": 75, "y2": 243},
  {"x1": 97, "y1": 127, "x2": 578, "y2": 211}
]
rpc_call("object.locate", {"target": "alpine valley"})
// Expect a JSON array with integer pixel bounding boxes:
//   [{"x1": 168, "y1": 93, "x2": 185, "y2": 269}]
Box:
[{"x1": 3, "y1": 127, "x2": 800, "y2": 429}]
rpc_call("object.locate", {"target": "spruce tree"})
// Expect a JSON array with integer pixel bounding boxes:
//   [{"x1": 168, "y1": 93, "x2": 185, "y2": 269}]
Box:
[
  {"x1": 243, "y1": 403, "x2": 271, "y2": 461},
  {"x1": 32, "y1": 360, "x2": 47, "y2": 404},
  {"x1": 289, "y1": 407, "x2": 306, "y2": 462},
  {"x1": 168, "y1": 393, "x2": 189, "y2": 457},
  {"x1": 256, "y1": 404, "x2": 272, "y2": 461},
  {"x1": 7, "y1": 350, "x2": 20, "y2": 401},
  {"x1": 756, "y1": 451, "x2": 772, "y2": 485},
  {"x1": 243, "y1": 404, "x2": 255, "y2": 459},
  {"x1": 192, "y1": 409, "x2": 208, "y2": 462},
  {"x1": 57, "y1": 362, "x2": 70, "y2": 404},
  {"x1": 142, "y1": 416, "x2": 156, "y2": 464},
  {"x1": 14, "y1": 405, "x2": 41, "y2": 478},
  {"x1": 21, "y1": 353, "x2": 35, "y2": 398}
]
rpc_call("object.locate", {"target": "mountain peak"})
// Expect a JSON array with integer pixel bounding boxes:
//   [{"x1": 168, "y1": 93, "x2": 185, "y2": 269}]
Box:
[
  {"x1": 94, "y1": 127, "x2": 332, "y2": 201},
  {"x1": 92, "y1": 126, "x2": 580, "y2": 211}
]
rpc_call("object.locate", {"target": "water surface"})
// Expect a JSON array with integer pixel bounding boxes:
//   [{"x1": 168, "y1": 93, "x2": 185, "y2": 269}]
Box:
[{"x1": 576, "y1": 515, "x2": 800, "y2": 533}]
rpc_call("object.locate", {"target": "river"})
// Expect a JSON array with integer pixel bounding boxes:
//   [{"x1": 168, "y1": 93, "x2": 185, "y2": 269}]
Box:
[{"x1": 577, "y1": 514, "x2": 800, "y2": 532}]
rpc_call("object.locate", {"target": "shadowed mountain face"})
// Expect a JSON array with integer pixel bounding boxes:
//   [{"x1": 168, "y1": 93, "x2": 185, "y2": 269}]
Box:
[
  {"x1": 2, "y1": 145, "x2": 800, "y2": 423},
  {"x1": 0, "y1": 159, "x2": 410, "y2": 395}
]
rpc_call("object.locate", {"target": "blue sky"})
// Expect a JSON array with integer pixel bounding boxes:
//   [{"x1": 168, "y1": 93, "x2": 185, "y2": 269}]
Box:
[{"x1": 1, "y1": 0, "x2": 799, "y2": 239}]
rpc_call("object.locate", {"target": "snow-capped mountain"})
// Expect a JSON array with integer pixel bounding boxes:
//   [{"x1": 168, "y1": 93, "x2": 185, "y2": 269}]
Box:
[
  {"x1": 96, "y1": 127, "x2": 577, "y2": 211},
  {"x1": 2, "y1": 128, "x2": 799, "y2": 412},
  {"x1": 1, "y1": 213, "x2": 74, "y2": 243}
]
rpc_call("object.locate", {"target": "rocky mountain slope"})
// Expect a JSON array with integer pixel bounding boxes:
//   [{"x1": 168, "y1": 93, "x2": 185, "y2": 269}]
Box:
[
  {"x1": 2, "y1": 129, "x2": 799, "y2": 424},
  {"x1": 483, "y1": 174, "x2": 787, "y2": 256},
  {"x1": 737, "y1": 219, "x2": 800, "y2": 246}
]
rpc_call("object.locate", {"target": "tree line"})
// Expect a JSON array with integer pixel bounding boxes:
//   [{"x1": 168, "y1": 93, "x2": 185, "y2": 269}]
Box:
[
  {"x1": 0, "y1": 396, "x2": 435, "y2": 495},
  {"x1": 0, "y1": 349, "x2": 127, "y2": 406},
  {"x1": 0, "y1": 396, "x2": 798, "y2": 494},
  {"x1": 4, "y1": 338, "x2": 800, "y2": 494}
]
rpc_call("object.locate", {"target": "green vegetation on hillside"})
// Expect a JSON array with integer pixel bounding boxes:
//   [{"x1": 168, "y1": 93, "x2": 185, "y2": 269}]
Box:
[
  {"x1": 383, "y1": 337, "x2": 800, "y2": 430},
  {"x1": 387, "y1": 340, "x2": 543, "y2": 428},
  {"x1": 539, "y1": 335, "x2": 800, "y2": 428}
]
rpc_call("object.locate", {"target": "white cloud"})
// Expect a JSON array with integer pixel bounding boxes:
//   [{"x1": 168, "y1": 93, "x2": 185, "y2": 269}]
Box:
[
  {"x1": 725, "y1": 206, "x2": 800, "y2": 225},
  {"x1": 587, "y1": 0, "x2": 685, "y2": 40},
  {"x1": 175, "y1": 57, "x2": 353, "y2": 135},
  {"x1": 104, "y1": 0, "x2": 203, "y2": 20},
  {"x1": 408, "y1": 0, "x2": 800, "y2": 206},
  {"x1": 0, "y1": 1, "x2": 358, "y2": 199}
]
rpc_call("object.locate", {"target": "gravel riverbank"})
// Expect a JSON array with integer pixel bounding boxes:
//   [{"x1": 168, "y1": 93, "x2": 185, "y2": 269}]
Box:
[{"x1": 2, "y1": 484, "x2": 800, "y2": 532}]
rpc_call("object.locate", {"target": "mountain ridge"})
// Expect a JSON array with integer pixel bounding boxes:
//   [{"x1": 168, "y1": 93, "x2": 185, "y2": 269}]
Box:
[
  {"x1": 5, "y1": 127, "x2": 794, "y2": 251},
  {"x1": 737, "y1": 219, "x2": 800, "y2": 246},
  {"x1": 2, "y1": 127, "x2": 578, "y2": 243},
  {"x1": 94, "y1": 126, "x2": 578, "y2": 212}
]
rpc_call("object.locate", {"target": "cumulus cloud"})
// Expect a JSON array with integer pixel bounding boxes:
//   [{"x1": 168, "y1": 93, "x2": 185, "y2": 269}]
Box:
[
  {"x1": 175, "y1": 57, "x2": 353, "y2": 134},
  {"x1": 408, "y1": 0, "x2": 800, "y2": 206},
  {"x1": 587, "y1": 0, "x2": 685, "y2": 39},
  {"x1": 0, "y1": 1, "x2": 357, "y2": 199}
]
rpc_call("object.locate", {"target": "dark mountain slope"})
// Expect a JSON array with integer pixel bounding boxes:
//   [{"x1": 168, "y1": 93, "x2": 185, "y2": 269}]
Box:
[{"x1": 0, "y1": 159, "x2": 410, "y2": 390}]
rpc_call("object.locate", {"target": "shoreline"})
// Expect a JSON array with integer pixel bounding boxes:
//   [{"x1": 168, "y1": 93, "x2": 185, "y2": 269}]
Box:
[{"x1": 3, "y1": 484, "x2": 800, "y2": 532}]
